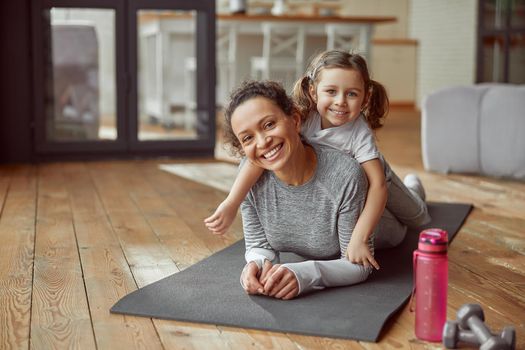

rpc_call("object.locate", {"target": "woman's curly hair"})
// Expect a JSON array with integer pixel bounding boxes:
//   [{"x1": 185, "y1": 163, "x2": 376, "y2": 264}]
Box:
[{"x1": 222, "y1": 80, "x2": 297, "y2": 157}]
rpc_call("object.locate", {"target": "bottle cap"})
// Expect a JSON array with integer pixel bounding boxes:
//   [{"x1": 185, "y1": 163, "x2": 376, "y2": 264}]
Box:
[{"x1": 418, "y1": 228, "x2": 448, "y2": 253}]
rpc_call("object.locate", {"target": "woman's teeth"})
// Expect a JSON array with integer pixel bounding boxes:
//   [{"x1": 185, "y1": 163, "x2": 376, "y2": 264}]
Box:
[{"x1": 264, "y1": 144, "x2": 282, "y2": 159}]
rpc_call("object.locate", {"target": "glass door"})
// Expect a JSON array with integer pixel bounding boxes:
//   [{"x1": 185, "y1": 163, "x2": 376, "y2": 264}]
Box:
[
  {"x1": 31, "y1": 0, "x2": 216, "y2": 157},
  {"x1": 128, "y1": 0, "x2": 216, "y2": 153},
  {"x1": 32, "y1": 0, "x2": 126, "y2": 153}
]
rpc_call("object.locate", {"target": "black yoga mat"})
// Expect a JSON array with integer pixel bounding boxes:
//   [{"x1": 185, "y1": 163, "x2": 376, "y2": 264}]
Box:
[{"x1": 111, "y1": 202, "x2": 472, "y2": 342}]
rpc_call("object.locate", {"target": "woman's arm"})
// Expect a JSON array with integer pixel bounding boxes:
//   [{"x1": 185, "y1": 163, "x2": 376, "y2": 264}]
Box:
[
  {"x1": 279, "y1": 259, "x2": 372, "y2": 294},
  {"x1": 204, "y1": 161, "x2": 264, "y2": 234},
  {"x1": 346, "y1": 158, "x2": 387, "y2": 269},
  {"x1": 239, "y1": 191, "x2": 281, "y2": 294},
  {"x1": 240, "y1": 191, "x2": 280, "y2": 267}
]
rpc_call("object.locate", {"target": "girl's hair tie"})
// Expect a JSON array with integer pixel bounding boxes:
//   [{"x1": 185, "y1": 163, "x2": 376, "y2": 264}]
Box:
[{"x1": 307, "y1": 71, "x2": 314, "y2": 81}]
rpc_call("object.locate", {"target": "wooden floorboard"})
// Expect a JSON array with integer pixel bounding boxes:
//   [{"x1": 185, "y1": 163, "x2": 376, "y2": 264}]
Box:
[
  {"x1": 62, "y1": 162, "x2": 164, "y2": 350},
  {"x1": 0, "y1": 108, "x2": 524, "y2": 349},
  {"x1": 0, "y1": 165, "x2": 36, "y2": 349},
  {"x1": 31, "y1": 163, "x2": 96, "y2": 349}
]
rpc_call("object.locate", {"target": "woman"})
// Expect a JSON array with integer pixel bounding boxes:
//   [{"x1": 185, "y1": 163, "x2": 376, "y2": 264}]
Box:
[{"x1": 223, "y1": 81, "x2": 408, "y2": 300}]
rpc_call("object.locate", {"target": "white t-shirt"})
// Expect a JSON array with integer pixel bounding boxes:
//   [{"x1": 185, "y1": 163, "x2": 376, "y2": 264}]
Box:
[{"x1": 301, "y1": 111, "x2": 380, "y2": 164}]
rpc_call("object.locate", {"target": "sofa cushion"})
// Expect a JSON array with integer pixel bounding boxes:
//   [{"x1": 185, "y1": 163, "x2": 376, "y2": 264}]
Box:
[
  {"x1": 422, "y1": 85, "x2": 487, "y2": 174},
  {"x1": 422, "y1": 84, "x2": 525, "y2": 180},
  {"x1": 479, "y1": 85, "x2": 525, "y2": 179}
]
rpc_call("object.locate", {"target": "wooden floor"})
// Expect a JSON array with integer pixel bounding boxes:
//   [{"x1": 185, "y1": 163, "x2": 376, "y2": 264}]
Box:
[{"x1": 1, "y1": 108, "x2": 524, "y2": 349}]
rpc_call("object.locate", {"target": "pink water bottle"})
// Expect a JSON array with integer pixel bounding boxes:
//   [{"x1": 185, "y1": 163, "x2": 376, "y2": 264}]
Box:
[{"x1": 413, "y1": 228, "x2": 448, "y2": 341}]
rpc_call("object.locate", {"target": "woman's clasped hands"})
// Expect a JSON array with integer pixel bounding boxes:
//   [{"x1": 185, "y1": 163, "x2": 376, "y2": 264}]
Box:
[{"x1": 241, "y1": 260, "x2": 299, "y2": 300}]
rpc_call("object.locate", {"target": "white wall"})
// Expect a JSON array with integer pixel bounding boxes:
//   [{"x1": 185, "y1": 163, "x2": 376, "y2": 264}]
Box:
[
  {"x1": 339, "y1": 0, "x2": 409, "y2": 39},
  {"x1": 409, "y1": 0, "x2": 478, "y2": 107},
  {"x1": 371, "y1": 42, "x2": 417, "y2": 103}
]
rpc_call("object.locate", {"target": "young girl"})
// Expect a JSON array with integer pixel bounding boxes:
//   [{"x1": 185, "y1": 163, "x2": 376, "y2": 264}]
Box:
[{"x1": 205, "y1": 50, "x2": 430, "y2": 269}]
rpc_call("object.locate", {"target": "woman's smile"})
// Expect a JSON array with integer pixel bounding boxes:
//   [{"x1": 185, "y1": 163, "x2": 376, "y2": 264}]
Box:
[
  {"x1": 231, "y1": 97, "x2": 302, "y2": 174},
  {"x1": 261, "y1": 143, "x2": 283, "y2": 161}
]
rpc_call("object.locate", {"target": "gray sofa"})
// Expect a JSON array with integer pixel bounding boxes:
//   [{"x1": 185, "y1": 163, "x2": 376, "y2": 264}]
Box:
[{"x1": 422, "y1": 84, "x2": 525, "y2": 180}]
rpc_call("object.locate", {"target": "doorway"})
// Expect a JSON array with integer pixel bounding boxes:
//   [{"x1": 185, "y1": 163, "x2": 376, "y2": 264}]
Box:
[{"x1": 31, "y1": 0, "x2": 216, "y2": 159}]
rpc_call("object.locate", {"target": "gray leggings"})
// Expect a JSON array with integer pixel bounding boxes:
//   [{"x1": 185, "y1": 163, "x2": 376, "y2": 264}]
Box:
[{"x1": 373, "y1": 162, "x2": 431, "y2": 250}]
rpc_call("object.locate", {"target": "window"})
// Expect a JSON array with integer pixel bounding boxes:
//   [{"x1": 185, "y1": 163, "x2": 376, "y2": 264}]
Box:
[{"x1": 477, "y1": 0, "x2": 525, "y2": 83}]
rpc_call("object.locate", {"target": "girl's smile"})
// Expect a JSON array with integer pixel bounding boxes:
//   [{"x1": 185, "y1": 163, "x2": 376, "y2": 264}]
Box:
[{"x1": 328, "y1": 108, "x2": 350, "y2": 120}]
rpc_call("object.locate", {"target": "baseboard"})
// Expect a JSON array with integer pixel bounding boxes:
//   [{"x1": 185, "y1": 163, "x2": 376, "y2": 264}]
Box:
[
  {"x1": 372, "y1": 38, "x2": 418, "y2": 46},
  {"x1": 389, "y1": 101, "x2": 415, "y2": 109}
]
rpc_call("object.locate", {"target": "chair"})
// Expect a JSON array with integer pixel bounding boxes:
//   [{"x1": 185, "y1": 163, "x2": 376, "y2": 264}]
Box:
[
  {"x1": 325, "y1": 23, "x2": 371, "y2": 61},
  {"x1": 250, "y1": 22, "x2": 306, "y2": 89}
]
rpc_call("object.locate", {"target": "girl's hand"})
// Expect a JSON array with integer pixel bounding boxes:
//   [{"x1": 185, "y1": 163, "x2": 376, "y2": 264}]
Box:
[
  {"x1": 262, "y1": 264, "x2": 299, "y2": 300},
  {"x1": 346, "y1": 240, "x2": 380, "y2": 270},
  {"x1": 241, "y1": 262, "x2": 265, "y2": 295},
  {"x1": 204, "y1": 200, "x2": 238, "y2": 235}
]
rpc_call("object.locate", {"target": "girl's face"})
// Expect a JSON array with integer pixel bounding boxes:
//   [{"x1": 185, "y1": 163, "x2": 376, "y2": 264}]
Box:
[
  {"x1": 310, "y1": 67, "x2": 367, "y2": 129},
  {"x1": 231, "y1": 97, "x2": 302, "y2": 173}
]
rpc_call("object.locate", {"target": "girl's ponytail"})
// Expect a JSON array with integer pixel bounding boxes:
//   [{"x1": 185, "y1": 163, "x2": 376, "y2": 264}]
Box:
[
  {"x1": 292, "y1": 75, "x2": 316, "y2": 119},
  {"x1": 363, "y1": 79, "x2": 389, "y2": 130}
]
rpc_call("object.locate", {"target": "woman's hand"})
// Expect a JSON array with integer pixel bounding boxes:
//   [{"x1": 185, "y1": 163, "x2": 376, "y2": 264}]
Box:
[
  {"x1": 262, "y1": 264, "x2": 299, "y2": 300},
  {"x1": 241, "y1": 262, "x2": 265, "y2": 295},
  {"x1": 346, "y1": 240, "x2": 380, "y2": 270},
  {"x1": 258, "y1": 260, "x2": 273, "y2": 287}
]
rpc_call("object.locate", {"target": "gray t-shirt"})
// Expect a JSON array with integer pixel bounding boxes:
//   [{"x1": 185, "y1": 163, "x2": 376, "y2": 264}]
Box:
[{"x1": 241, "y1": 143, "x2": 373, "y2": 295}]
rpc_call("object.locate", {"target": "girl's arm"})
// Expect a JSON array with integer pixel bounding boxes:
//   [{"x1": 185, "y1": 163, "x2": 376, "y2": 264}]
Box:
[
  {"x1": 204, "y1": 161, "x2": 264, "y2": 234},
  {"x1": 346, "y1": 158, "x2": 387, "y2": 269}
]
